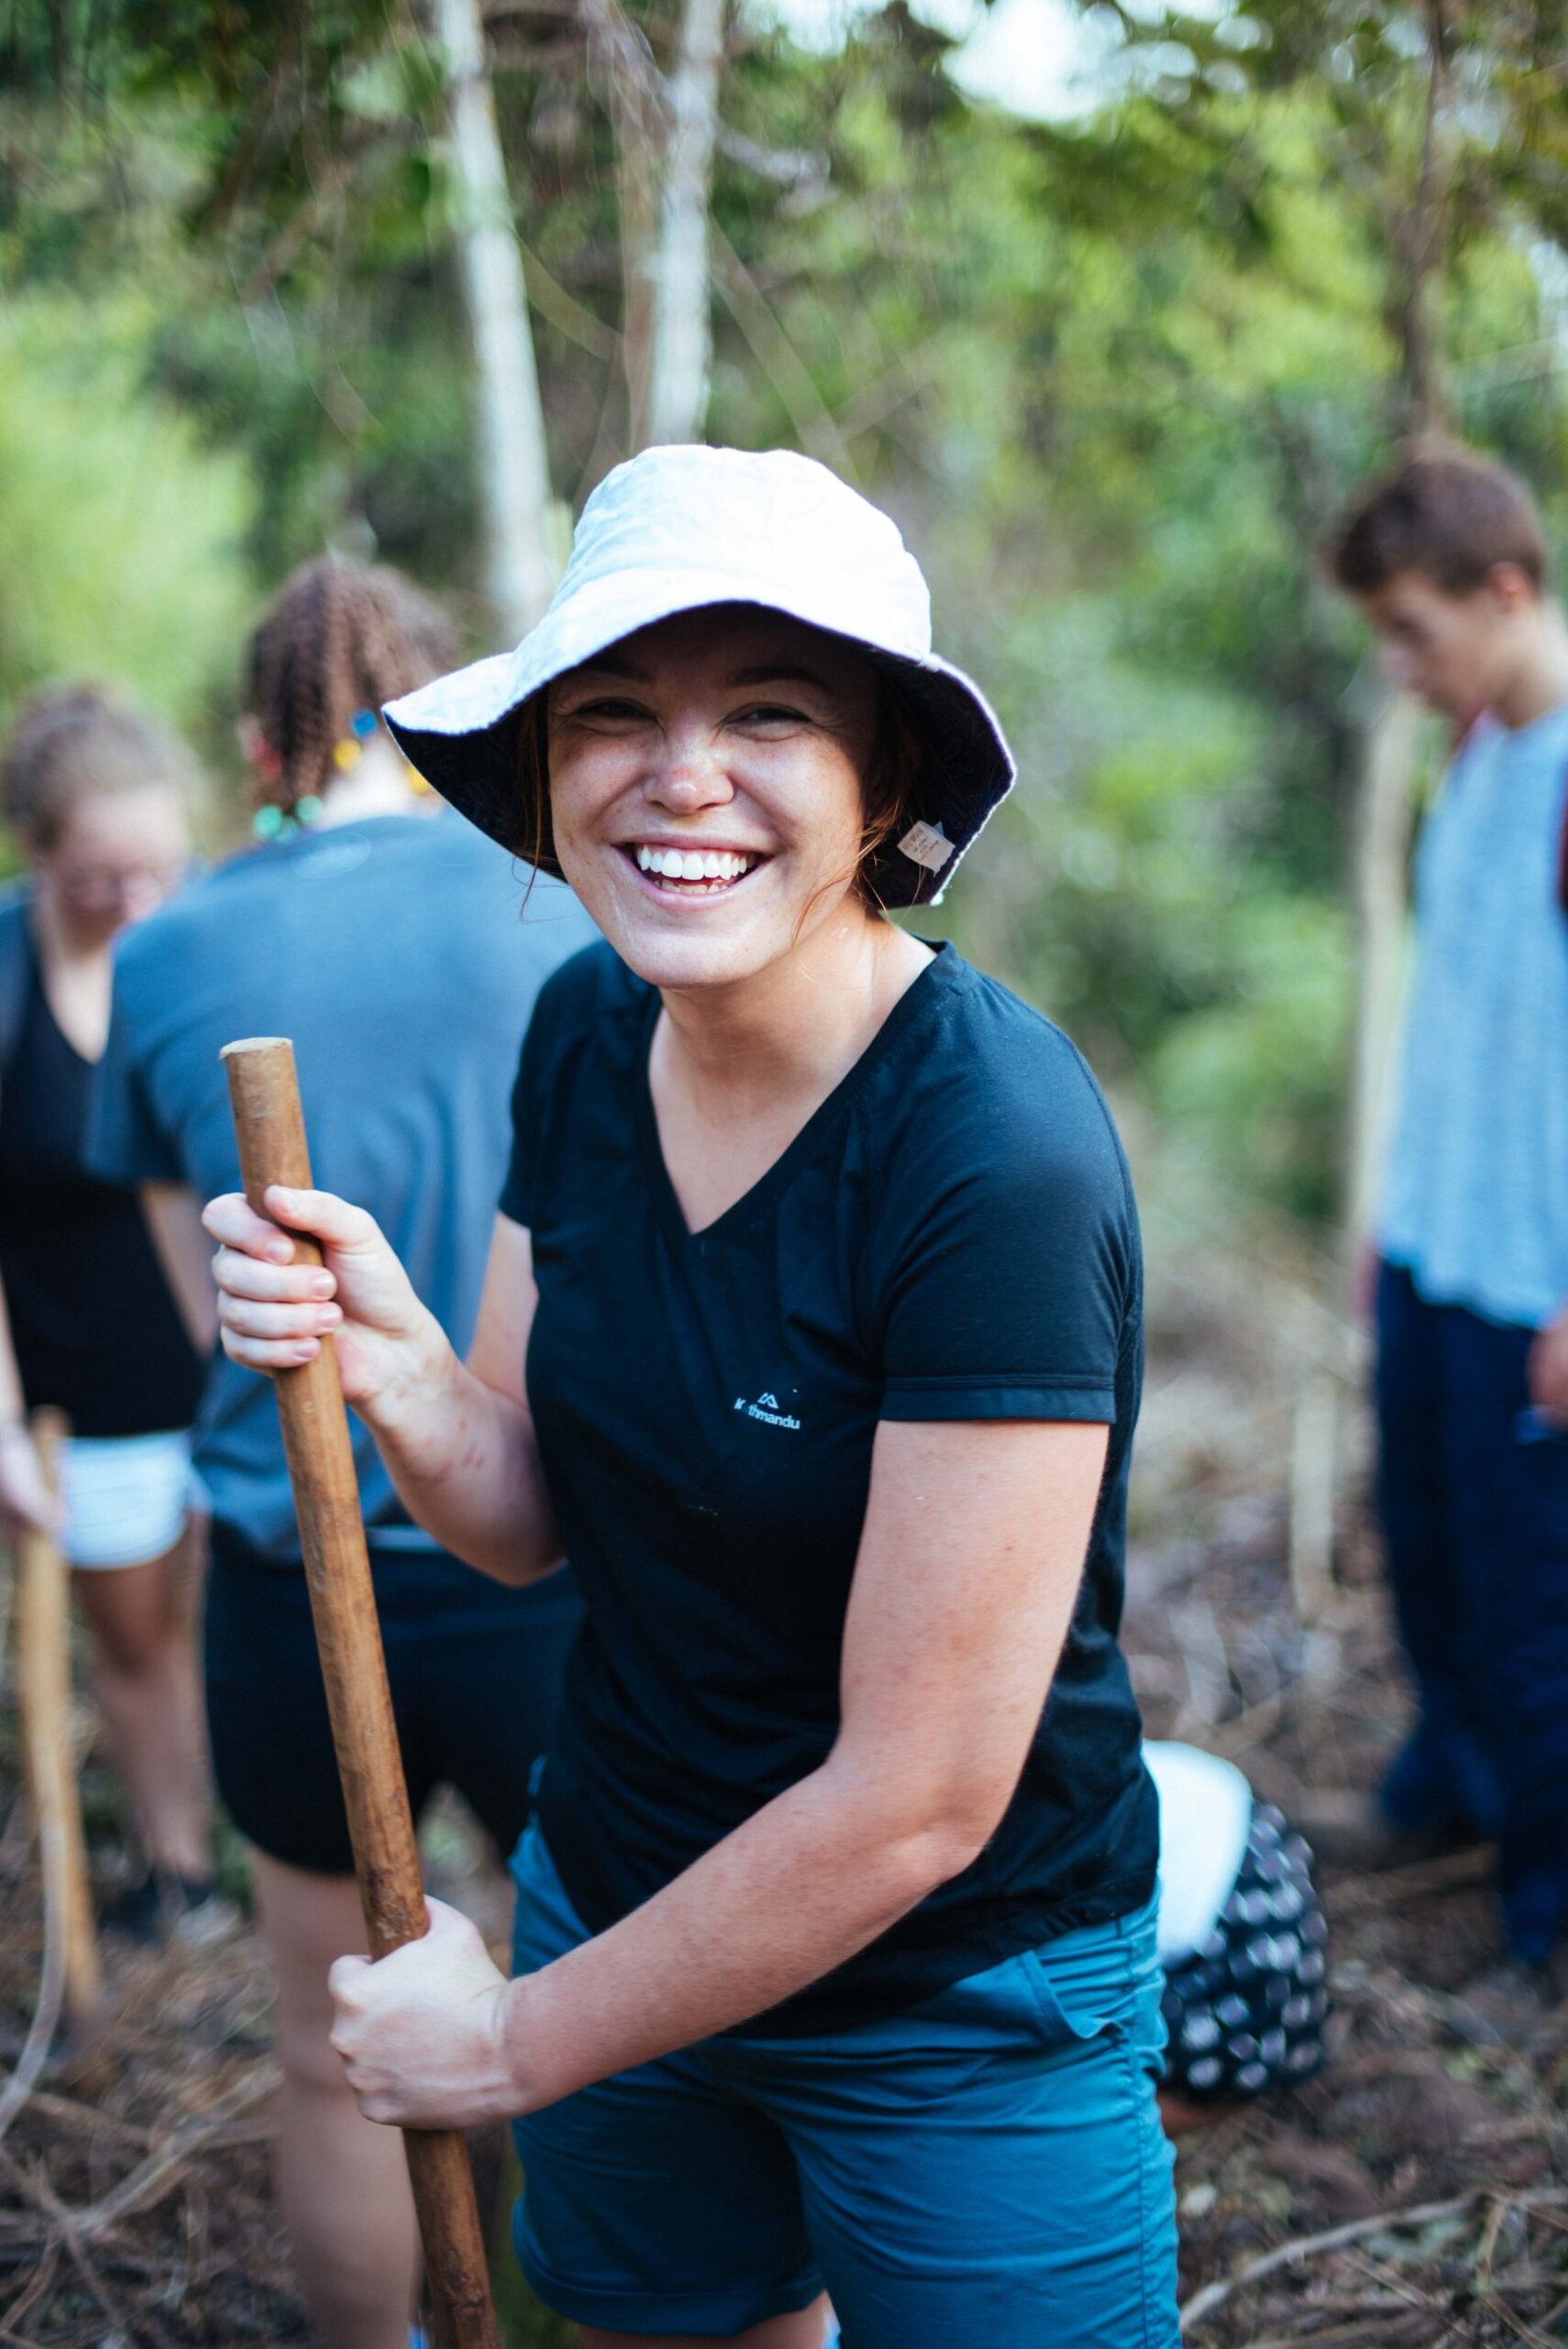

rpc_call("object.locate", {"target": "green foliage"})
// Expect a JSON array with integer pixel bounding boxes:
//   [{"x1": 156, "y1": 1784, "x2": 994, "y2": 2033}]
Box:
[
  {"x1": 3, "y1": 0, "x2": 1568, "y2": 1221},
  {"x1": 0, "y1": 292, "x2": 252, "y2": 751}
]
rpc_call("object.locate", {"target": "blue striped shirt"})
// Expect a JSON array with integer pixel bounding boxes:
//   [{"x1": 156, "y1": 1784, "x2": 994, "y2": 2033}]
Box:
[{"x1": 1379, "y1": 701, "x2": 1568, "y2": 1330}]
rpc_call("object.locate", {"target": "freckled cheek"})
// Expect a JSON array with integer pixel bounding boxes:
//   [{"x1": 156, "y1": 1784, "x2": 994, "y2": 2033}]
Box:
[
  {"x1": 745, "y1": 749, "x2": 864, "y2": 865},
  {"x1": 547, "y1": 746, "x2": 643, "y2": 859}
]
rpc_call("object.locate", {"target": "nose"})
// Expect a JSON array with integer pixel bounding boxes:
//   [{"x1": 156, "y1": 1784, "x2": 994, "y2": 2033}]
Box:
[{"x1": 648, "y1": 721, "x2": 734, "y2": 815}]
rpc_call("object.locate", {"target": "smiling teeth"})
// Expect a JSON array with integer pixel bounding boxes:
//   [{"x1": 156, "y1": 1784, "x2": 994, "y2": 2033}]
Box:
[{"x1": 635, "y1": 846, "x2": 755, "y2": 883}]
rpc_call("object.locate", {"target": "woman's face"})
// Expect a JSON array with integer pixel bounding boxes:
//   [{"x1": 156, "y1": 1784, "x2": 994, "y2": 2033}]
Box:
[
  {"x1": 32, "y1": 787, "x2": 190, "y2": 949},
  {"x1": 546, "y1": 606, "x2": 879, "y2": 993}
]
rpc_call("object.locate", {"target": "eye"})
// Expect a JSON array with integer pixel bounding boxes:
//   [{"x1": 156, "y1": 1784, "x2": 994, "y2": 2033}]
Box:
[
  {"x1": 734, "y1": 702, "x2": 811, "y2": 729},
  {"x1": 562, "y1": 696, "x2": 653, "y2": 724}
]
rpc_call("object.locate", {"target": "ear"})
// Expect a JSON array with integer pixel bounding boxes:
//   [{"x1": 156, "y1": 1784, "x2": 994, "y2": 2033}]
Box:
[{"x1": 1485, "y1": 562, "x2": 1540, "y2": 616}]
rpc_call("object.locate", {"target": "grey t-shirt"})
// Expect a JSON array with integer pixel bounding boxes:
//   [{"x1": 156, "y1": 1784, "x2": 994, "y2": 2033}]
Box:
[{"x1": 87, "y1": 810, "x2": 596, "y2": 1559}]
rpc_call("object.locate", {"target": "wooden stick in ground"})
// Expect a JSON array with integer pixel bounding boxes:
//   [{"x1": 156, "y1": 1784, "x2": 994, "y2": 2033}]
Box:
[
  {"x1": 15, "y1": 1408, "x2": 102, "y2": 2037},
  {"x1": 220, "y1": 1037, "x2": 500, "y2": 2349}
]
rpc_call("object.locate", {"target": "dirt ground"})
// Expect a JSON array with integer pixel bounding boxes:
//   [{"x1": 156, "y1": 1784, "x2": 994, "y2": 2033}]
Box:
[{"x1": 1, "y1": 1226, "x2": 1565, "y2": 2346}]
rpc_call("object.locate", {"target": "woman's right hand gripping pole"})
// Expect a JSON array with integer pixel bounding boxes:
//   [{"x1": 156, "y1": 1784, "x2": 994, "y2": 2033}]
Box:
[
  {"x1": 202, "y1": 1188, "x2": 559, "y2": 1589},
  {"x1": 204, "y1": 1184, "x2": 436, "y2": 1408}
]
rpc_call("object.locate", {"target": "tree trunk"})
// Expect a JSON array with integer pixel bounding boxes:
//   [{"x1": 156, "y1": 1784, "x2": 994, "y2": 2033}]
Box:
[
  {"x1": 433, "y1": 0, "x2": 561, "y2": 639},
  {"x1": 1344, "y1": 0, "x2": 1450, "y2": 1260},
  {"x1": 579, "y1": 0, "x2": 664, "y2": 451},
  {"x1": 1345, "y1": 688, "x2": 1424, "y2": 1268},
  {"x1": 647, "y1": 0, "x2": 726, "y2": 447},
  {"x1": 1389, "y1": 0, "x2": 1453, "y2": 437}
]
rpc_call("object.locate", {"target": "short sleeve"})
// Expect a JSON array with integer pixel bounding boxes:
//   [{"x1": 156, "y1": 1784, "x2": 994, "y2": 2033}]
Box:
[
  {"x1": 873, "y1": 1056, "x2": 1137, "y2": 1425},
  {"x1": 84, "y1": 983, "x2": 185, "y2": 1186},
  {"x1": 498, "y1": 1021, "x2": 545, "y2": 1227}
]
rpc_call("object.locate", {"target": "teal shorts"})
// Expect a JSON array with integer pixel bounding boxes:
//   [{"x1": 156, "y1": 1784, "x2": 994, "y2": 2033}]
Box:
[{"x1": 510, "y1": 1824, "x2": 1179, "y2": 2346}]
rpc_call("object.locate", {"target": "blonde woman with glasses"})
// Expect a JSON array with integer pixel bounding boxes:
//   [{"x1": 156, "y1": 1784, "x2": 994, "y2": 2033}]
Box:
[{"x1": 0, "y1": 685, "x2": 214, "y2": 1940}]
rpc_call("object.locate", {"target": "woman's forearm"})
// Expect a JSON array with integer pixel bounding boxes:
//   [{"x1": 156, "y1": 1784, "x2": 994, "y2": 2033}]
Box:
[
  {"x1": 499, "y1": 1755, "x2": 982, "y2": 2110},
  {"x1": 490, "y1": 1420, "x2": 1100, "y2": 2108},
  {"x1": 205, "y1": 1186, "x2": 563, "y2": 1585},
  {"x1": 364, "y1": 1321, "x2": 562, "y2": 1587}
]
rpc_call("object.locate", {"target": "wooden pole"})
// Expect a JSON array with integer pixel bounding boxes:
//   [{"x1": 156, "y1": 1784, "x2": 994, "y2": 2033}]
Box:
[
  {"x1": 220, "y1": 1038, "x2": 500, "y2": 2349},
  {"x1": 15, "y1": 1408, "x2": 102, "y2": 2034}
]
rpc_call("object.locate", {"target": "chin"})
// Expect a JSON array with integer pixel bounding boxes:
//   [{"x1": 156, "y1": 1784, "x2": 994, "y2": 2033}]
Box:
[{"x1": 609, "y1": 920, "x2": 781, "y2": 994}]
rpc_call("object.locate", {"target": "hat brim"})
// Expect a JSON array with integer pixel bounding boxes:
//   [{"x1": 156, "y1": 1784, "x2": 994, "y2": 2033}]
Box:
[{"x1": 383, "y1": 574, "x2": 1013, "y2": 909}]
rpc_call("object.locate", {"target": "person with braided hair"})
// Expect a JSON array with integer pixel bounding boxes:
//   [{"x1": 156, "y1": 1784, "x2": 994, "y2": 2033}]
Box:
[
  {"x1": 88, "y1": 556, "x2": 597, "y2": 2349},
  {"x1": 241, "y1": 557, "x2": 462, "y2": 829}
]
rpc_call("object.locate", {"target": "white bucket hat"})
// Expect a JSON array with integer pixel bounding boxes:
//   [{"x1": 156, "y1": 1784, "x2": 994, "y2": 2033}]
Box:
[{"x1": 383, "y1": 444, "x2": 1014, "y2": 908}]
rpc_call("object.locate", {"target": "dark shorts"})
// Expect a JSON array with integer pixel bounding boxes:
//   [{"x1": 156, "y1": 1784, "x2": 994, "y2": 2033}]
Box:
[
  {"x1": 1160, "y1": 1800, "x2": 1328, "y2": 2100},
  {"x1": 510, "y1": 1825, "x2": 1179, "y2": 2347},
  {"x1": 204, "y1": 1528, "x2": 582, "y2": 1877}
]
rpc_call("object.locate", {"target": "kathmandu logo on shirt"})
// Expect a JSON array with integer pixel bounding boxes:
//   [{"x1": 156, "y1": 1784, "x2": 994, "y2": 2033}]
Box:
[{"x1": 735, "y1": 1390, "x2": 802, "y2": 1430}]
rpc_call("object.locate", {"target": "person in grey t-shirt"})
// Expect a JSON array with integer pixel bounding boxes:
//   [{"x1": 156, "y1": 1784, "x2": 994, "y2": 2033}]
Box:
[
  {"x1": 1328, "y1": 446, "x2": 1568, "y2": 1971},
  {"x1": 88, "y1": 559, "x2": 597, "y2": 2349}
]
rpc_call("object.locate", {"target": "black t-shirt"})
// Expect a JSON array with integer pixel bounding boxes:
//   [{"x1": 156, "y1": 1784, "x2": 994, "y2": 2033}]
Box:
[
  {"x1": 504, "y1": 940, "x2": 1156, "y2": 2032},
  {"x1": 0, "y1": 954, "x2": 203, "y2": 1438}
]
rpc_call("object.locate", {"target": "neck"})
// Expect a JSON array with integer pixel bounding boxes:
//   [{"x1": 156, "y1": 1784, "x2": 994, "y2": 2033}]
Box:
[
  {"x1": 1493, "y1": 602, "x2": 1568, "y2": 730},
  {"x1": 30, "y1": 878, "x2": 114, "y2": 971},
  {"x1": 657, "y1": 905, "x2": 929, "y2": 1112},
  {"x1": 314, "y1": 734, "x2": 427, "y2": 829}
]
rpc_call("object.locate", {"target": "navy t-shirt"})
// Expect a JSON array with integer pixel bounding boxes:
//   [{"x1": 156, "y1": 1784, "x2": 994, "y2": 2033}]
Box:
[
  {"x1": 504, "y1": 939, "x2": 1156, "y2": 2031},
  {"x1": 87, "y1": 812, "x2": 597, "y2": 1559},
  {"x1": 0, "y1": 948, "x2": 203, "y2": 1439}
]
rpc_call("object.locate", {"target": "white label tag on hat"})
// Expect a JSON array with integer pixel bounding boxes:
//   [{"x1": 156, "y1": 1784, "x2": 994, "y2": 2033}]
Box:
[{"x1": 898, "y1": 820, "x2": 955, "y2": 872}]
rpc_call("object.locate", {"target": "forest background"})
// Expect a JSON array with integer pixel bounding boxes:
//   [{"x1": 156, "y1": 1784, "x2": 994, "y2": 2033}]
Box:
[
  {"x1": 7, "y1": 11, "x2": 1568, "y2": 2341},
  {"x1": 2, "y1": 0, "x2": 1568, "y2": 1245}
]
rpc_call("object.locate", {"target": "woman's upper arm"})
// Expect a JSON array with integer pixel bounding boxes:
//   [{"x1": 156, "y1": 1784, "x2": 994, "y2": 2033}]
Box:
[
  {"x1": 466, "y1": 1212, "x2": 540, "y2": 1406},
  {"x1": 832, "y1": 1417, "x2": 1109, "y2": 1854},
  {"x1": 141, "y1": 1181, "x2": 219, "y2": 1354}
]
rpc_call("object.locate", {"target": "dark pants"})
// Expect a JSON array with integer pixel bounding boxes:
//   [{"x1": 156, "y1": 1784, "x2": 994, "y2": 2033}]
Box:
[
  {"x1": 1374, "y1": 1260, "x2": 1568, "y2": 1962},
  {"x1": 205, "y1": 1525, "x2": 583, "y2": 1877}
]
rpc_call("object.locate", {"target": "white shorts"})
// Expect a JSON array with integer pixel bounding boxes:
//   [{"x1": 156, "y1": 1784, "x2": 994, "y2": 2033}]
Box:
[{"x1": 59, "y1": 1430, "x2": 197, "y2": 1571}]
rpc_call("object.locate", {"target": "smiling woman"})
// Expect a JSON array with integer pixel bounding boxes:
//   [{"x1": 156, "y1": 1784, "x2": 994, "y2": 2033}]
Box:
[
  {"x1": 513, "y1": 612, "x2": 927, "y2": 957},
  {"x1": 541, "y1": 609, "x2": 887, "y2": 996},
  {"x1": 205, "y1": 446, "x2": 1180, "y2": 2349}
]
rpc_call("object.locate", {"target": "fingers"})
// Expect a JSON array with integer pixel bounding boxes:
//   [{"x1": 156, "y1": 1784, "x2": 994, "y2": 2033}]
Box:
[
  {"x1": 219, "y1": 1331, "x2": 324, "y2": 1371},
  {"x1": 328, "y1": 1953, "x2": 371, "y2": 2010},
  {"x1": 0, "y1": 1436, "x2": 67, "y2": 1536},
  {"x1": 220, "y1": 1296, "x2": 343, "y2": 1341},
  {"x1": 203, "y1": 1191, "x2": 297, "y2": 1262},
  {"x1": 213, "y1": 1244, "x2": 342, "y2": 1368},
  {"x1": 206, "y1": 1186, "x2": 389, "y2": 1373},
  {"x1": 202, "y1": 1186, "x2": 383, "y2": 1261},
  {"x1": 212, "y1": 1248, "x2": 338, "y2": 1306},
  {"x1": 265, "y1": 1186, "x2": 385, "y2": 1254}
]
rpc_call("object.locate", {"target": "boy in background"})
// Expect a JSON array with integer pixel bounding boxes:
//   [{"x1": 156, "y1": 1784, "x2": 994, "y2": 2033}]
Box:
[{"x1": 1329, "y1": 444, "x2": 1568, "y2": 1969}]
